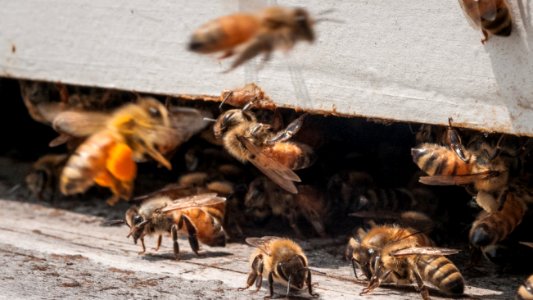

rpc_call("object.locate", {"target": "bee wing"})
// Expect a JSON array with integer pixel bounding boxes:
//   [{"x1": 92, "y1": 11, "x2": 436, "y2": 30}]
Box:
[
  {"x1": 245, "y1": 236, "x2": 282, "y2": 255},
  {"x1": 391, "y1": 247, "x2": 461, "y2": 257},
  {"x1": 266, "y1": 113, "x2": 308, "y2": 145},
  {"x1": 168, "y1": 107, "x2": 211, "y2": 142},
  {"x1": 419, "y1": 171, "x2": 498, "y2": 185},
  {"x1": 161, "y1": 193, "x2": 226, "y2": 212},
  {"x1": 52, "y1": 110, "x2": 108, "y2": 137},
  {"x1": 237, "y1": 136, "x2": 300, "y2": 194}
]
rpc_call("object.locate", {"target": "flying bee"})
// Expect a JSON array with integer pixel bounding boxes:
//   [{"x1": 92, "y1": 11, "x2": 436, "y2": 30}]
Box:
[
  {"x1": 348, "y1": 225, "x2": 464, "y2": 300},
  {"x1": 25, "y1": 153, "x2": 69, "y2": 201},
  {"x1": 412, "y1": 122, "x2": 512, "y2": 212},
  {"x1": 125, "y1": 193, "x2": 226, "y2": 259},
  {"x1": 458, "y1": 0, "x2": 513, "y2": 44},
  {"x1": 213, "y1": 108, "x2": 315, "y2": 193},
  {"x1": 469, "y1": 187, "x2": 527, "y2": 249},
  {"x1": 245, "y1": 177, "x2": 327, "y2": 237},
  {"x1": 240, "y1": 236, "x2": 318, "y2": 298},
  {"x1": 57, "y1": 98, "x2": 207, "y2": 205},
  {"x1": 188, "y1": 6, "x2": 325, "y2": 72}
]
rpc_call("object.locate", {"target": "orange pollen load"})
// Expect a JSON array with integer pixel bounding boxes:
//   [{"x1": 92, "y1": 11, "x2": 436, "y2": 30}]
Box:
[{"x1": 106, "y1": 143, "x2": 137, "y2": 181}]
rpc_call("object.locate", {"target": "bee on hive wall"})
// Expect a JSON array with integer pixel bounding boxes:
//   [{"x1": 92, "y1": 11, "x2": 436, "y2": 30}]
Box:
[{"x1": 458, "y1": 0, "x2": 513, "y2": 44}]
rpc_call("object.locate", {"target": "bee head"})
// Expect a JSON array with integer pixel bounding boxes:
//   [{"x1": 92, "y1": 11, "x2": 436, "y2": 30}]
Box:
[
  {"x1": 213, "y1": 109, "x2": 255, "y2": 139},
  {"x1": 277, "y1": 255, "x2": 308, "y2": 290},
  {"x1": 293, "y1": 8, "x2": 314, "y2": 42},
  {"x1": 125, "y1": 205, "x2": 149, "y2": 243}
]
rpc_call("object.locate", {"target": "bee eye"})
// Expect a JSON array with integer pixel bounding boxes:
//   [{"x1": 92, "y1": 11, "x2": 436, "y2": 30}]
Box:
[
  {"x1": 133, "y1": 215, "x2": 144, "y2": 225},
  {"x1": 148, "y1": 106, "x2": 161, "y2": 118}
]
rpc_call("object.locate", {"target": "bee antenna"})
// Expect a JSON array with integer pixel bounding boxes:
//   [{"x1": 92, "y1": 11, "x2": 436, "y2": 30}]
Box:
[
  {"x1": 317, "y1": 8, "x2": 336, "y2": 16},
  {"x1": 203, "y1": 117, "x2": 217, "y2": 123},
  {"x1": 102, "y1": 219, "x2": 126, "y2": 227},
  {"x1": 314, "y1": 17, "x2": 345, "y2": 24}
]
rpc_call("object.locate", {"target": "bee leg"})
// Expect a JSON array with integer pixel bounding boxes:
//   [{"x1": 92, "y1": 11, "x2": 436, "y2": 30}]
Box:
[
  {"x1": 360, "y1": 270, "x2": 391, "y2": 295},
  {"x1": 171, "y1": 224, "x2": 180, "y2": 260},
  {"x1": 307, "y1": 269, "x2": 319, "y2": 297},
  {"x1": 481, "y1": 30, "x2": 489, "y2": 44},
  {"x1": 139, "y1": 237, "x2": 146, "y2": 255},
  {"x1": 218, "y1": 50, "x2": 234, "y2": 60},
  {"x1": 180, "y1": 215, "x2": 200, "y2": 255},
  {"x1": 238, "y1": 254, "x2": 264, "y2": 292},
  {"x1": 224, "y1": 35, "x2": 272, "y2": 73},
  {"x1": 152, "y1": 235, "x2": 162, "y2": 251},
  {"x1": 413, "y1": 268, "x2": 430, "y2": 300},
  {"x1": 106, "y1": 194, "x2": 121, "y2": 206},
  {"x1": 351, "y1": 258, "x2": 359, "y2": 279},
  {"x1": 265, "y1": 271, "x2": 275, "y2": 299},
  {"x1": 446, "y1": 118, "x2": 468, "y2": 162}
]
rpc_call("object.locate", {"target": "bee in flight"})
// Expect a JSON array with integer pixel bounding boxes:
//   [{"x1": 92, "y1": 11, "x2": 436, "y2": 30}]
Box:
[
  {"x1": 458, "y1": 0, "x2": 513, "y2": 44},
  {"x1": 56, "y1": 97, "x2": 207, "y2": 205},
  {"x1": 240, "y1": 236, "x2": 318, "y2": 298},
  {"x1": 125, "y1": 193, "x2": 226, "y2": 260},
  {"x1": 347, "y1": 225, "x2": 464, "y2": 300},
  {"x1": 212, "y1": 108, "x2": 315, "y2": 193},
  {"x1": 188, "y1": 6, "x2": 330, "y2": 72}
]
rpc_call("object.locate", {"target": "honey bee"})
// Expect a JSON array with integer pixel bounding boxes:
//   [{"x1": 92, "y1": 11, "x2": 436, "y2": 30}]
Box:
[
  {"x1": 58, "y1": 98, "x2": 205, "y2": 205},
  {"x1": 125, "y1": 193, "x2": 226, "y2": 259},
  {"x1": 458, "y1": 0, "x2": 513, "y2": 44},
  {"x1": 517, "y1": 274, "x2": 533, "y2": 300},
  {"x1": 220, "y1": 83, "x2": 276, "y2": 110},
  {"x1": 245, "y1": 177, "x2": 327, "y2": 237},
  {"x1": 348, "y1": 225, "x2": 464, "y2": 299},
  {"x1": 25, "y1": 153, "x2": 69, "y2": 200},
  {"x1": 213, "y1": 108, "x2": 314, "y2": 193},
  {"x1": 469, "y1": 187, "x2": 527, "y2": 248},
  {"x1": 240, "y1": 236, "x2": 318, "y2": 298},
  {"x1": 188, "y1": 6, "x2": 317, "y2": 72},
  {"x1": 412, "y1": 124, "x2": 511, "y2": 212}
]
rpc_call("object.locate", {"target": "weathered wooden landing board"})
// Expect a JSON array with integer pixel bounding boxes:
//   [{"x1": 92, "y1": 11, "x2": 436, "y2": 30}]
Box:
[
  {"x1": 1, "y1": 0, "x2": 533, "y2": 136},
  {"x1": 0, "y1": 158, "x2": 521, "y2": 299}
]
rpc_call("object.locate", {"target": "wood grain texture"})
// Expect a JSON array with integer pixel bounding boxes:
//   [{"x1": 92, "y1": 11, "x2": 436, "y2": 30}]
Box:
[{"x1": 0, "y1": 0, "x2": 532, "y2": 135}]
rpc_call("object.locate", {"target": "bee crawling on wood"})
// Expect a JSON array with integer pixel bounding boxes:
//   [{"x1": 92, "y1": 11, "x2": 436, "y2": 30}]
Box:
[
  {"x1": 240, "y1": 236, "x2": 318, "y2": 298},
  {"x1": 124, "y1": 193, "x2": 226, "y2": 260},
  {"x1": 346, "y1": 225, "x2": 465, "y2": 300}
]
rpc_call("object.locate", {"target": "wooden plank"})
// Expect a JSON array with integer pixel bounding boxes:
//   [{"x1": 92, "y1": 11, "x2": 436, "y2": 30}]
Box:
[{"x1": 1, "y1": 0, "x2": 533, "y2": 136}]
